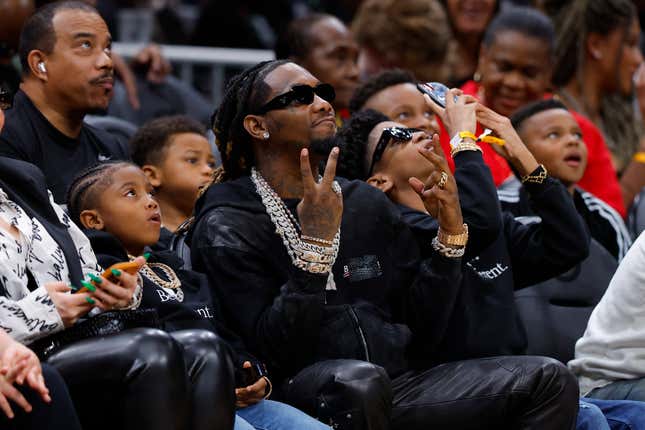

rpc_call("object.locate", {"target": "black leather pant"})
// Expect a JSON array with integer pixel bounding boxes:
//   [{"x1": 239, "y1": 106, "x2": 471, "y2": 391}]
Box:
[
  {"x1": 281, "y1": 356, "x2": 579, "y2": 430},
  {"x1": 0, "y1": 364, "x2": 82, "y2": 430},
  {"x1": 46, "y1": 328, "x2": 236, "y2": 430},
  {"x1": 171, "y1": 329, "x2": 236, "y2": 430}
]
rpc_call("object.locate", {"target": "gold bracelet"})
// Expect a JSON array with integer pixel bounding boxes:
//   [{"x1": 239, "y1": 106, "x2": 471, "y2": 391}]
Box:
[
  {"x1": 450, "y1": 142, "x2": 482, "y2": 158},
  {"x1": 633, "y1": 152, "x2": 645, "y2": 164},
  {"x1": 521, "y1": 164, "x2": 548, "y2": 184},
  {"x1": 437, "y1": 224, "x2": 469, "y2": 246}
]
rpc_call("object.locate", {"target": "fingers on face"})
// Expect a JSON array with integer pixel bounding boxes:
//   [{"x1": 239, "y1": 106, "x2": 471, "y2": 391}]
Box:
[{"x1": 408, "y1": 177, "x2": 425, "y2": 195}]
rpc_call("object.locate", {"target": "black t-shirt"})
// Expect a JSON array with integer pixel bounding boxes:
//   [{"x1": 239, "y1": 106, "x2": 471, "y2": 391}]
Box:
[{"x1": 0, "y1": 90, "x2": 129, "y2": 203}]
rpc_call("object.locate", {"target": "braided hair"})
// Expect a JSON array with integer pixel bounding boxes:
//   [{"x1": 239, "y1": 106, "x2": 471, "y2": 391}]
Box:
[
  {"x1": 66, "y1": 161, "x2": 134, "y2": 226},
  {"x1": 211, "y1": 59, "x2": 290, "y2": 180},
  {"x1": 348, "y1": 69, "x2": 417, "y2": 115},
  {"x1": 547, "y1": 0, "x2": 640, "y2": 171}
]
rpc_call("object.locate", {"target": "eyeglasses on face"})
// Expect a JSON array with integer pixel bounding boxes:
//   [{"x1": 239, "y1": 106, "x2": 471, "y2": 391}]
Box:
[
  {"x1": 255, "y1": 83, "x2": 336, "y2": 114},
  {"x1": 367, "y1": 126, "x2": 422, "y2": 177}
]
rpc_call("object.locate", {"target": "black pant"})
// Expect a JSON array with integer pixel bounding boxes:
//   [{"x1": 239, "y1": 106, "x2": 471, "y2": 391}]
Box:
[
  {"x1": 0, "y1": 364, "x2": 82, "y2": 430},
  {"x1": 46, "y1": 328, "x2": 236, "y2": 430},
  {"x1": 171, "y1": 330, "x2": 236, "y2": 430},
  {"x1": 281, "y1": 356, "x2": 579, "y2": 430}
]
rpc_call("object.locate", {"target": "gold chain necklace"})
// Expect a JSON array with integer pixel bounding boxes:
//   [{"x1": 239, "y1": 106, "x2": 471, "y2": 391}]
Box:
[{"x1": 128, "y1": 255, "x2": 184, "y2": 302}]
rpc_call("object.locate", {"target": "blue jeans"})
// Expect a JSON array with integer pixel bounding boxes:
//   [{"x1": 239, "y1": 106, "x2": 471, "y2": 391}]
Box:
[
  {"x1": 234, "y1": 400, "x2": 331, "y2": 430},
  {"x1": 578, "y1": 397, "x2": 645, "y2": 430},
  {"x1": 589, "y1": 378, "x2": 645, "y2": 402}
]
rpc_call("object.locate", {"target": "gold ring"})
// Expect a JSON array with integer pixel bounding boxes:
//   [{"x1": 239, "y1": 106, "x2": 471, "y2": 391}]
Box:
[{"x1": 437, "y1": 171, "x2": 448, "y2": 190}]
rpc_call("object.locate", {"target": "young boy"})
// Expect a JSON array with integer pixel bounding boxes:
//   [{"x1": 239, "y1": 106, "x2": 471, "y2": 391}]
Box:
[
  {"x1": 505, "y1": 99, "x2": 632, "y2": 261},
  {"x1": 130, "y1": 115, "x2": 217, "y2": 233}
]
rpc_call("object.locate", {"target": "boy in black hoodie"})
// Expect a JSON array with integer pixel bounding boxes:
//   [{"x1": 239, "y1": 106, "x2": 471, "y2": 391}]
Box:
[
  {"x1": 189, "y1": 59, "x2": 580, "y2": 430},
  {"x1": 336, "y1": 88, "x2": 590, "y2": 361}
]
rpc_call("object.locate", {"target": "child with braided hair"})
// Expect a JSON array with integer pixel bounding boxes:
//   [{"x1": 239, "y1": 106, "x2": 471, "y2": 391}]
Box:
[{"x1": 67, "y1": 161, "x2": 330, "y2": 430}]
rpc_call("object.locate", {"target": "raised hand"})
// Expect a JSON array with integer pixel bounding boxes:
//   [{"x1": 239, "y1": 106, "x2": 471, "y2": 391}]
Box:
[
  {"x1": 423, "y1": 88, "x2": 478, "y2": 138},
  {"x1": 408, "y1": 134, "x2": 464, "y2": 235},
  {"x1": 297, "y1": 147, "x2": 343, "y2": 242},
  {"x1": 475, "y1": 104, "x2": 539, "y2": 176}
]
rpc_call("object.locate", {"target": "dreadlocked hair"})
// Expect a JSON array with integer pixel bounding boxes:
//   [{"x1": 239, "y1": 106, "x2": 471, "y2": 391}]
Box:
[
  {"x1": 211, "y1": 59, "x2": 291, "y2": 180},
  {"x1": 548, "y1": 0, "x2": 640, "y2": 172},
  {"x1": 349, "y1": 69, "x2": 417, "y2": 115},
  {"x1": 336, "y1": 109, "x2": 391, "y2": 180},
  {"x1": 66, "y1": 161, "x2": 136, "y2": 227}
]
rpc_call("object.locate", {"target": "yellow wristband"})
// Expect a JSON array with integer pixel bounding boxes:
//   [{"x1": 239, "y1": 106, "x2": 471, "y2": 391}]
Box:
[
  {"x1": 633, "y1": 152, "x2": 645, "y2": 164},
  {"x1": 459, "y1": 131, "x2": 478, "y2": 141},
  {"x1": 479, "y1": 135, "x2": 506, "y2": 146}
]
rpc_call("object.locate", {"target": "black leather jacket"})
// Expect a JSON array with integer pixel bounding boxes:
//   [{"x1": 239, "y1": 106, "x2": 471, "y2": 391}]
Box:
[{"x1": 189, "y1": 177, "x2": 463, "y2": 382}]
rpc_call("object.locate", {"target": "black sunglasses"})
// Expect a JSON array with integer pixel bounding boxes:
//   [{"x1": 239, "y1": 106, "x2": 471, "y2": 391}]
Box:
[
  {"x1": 367, "y1": 127, "x2": 422, "y2": 177},
  {"x1": 255, "y1": 83, "x2": 336, "y2": 114}
]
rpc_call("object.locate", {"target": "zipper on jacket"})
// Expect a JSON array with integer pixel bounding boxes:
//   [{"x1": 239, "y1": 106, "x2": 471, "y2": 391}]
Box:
[{"x1": 348, "y1": 306, "x2": 370, "y2": 362}]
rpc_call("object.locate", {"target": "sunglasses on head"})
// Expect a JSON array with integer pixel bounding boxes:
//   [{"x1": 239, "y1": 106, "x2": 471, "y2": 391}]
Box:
[
  {"x1": 367, "y1": 127, "x2": 422, "y2": 177},
  {"x1": 255, "y1": 83, "x2": 336, "y2": 114}
]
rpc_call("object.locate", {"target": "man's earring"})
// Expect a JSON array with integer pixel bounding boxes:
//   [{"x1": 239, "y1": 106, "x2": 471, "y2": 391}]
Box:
[
  {"x1": 263, "y1": 132, "x2": 270, "y2": 140},
  {"x1": 473, "y1": 70, "x2": 482, "y2": 82}
]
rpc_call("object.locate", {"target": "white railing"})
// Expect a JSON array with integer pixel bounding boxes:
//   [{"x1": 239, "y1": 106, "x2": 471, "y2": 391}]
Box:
[{"x1": 112, "y1": 42, "x2": 275, "y2": 104}]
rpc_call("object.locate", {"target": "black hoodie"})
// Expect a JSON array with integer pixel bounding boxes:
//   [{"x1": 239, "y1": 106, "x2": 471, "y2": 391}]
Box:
[
  {"x1": 400, "y1": 175, "x2": 591, "y2": 361},
  {"x1": 85, "y1": 229, "x2": 263, "y2": 377},
  {"x1": 188, "y1": 176, "x2": 463, "y2": 381}
]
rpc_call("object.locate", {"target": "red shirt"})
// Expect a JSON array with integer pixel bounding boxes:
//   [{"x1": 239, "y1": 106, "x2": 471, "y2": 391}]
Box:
[{"x1": 458, "y1": 80, "x2": 626, "y2": 217}]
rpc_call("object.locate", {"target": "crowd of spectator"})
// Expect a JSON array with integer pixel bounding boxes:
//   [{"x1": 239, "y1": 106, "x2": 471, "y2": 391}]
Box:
[{"x1": 4, "y1": 0, "x2": 645, "y2": 429}]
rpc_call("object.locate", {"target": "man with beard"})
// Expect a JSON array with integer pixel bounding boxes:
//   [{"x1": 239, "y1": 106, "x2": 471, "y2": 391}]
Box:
[
  {"x1": 189, "y1": 59, "x2": 580, "y2": 430},
  {"x1": 0, "y1": 1, "x2": 127, "y2": 203}
]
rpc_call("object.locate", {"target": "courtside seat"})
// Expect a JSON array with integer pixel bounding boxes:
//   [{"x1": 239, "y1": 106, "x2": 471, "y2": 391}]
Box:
[{"x1": 514, "y1": 239, "x2": 617, "y2": 363}]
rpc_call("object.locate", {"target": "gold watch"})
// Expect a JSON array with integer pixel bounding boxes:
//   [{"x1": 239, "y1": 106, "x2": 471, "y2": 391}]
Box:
[{"x1": 437, "y1": 224, "x2": 469, "y2": 247}]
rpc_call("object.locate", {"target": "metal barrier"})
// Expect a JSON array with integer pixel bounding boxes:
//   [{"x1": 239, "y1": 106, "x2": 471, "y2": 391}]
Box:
[{"x1": 112, "y1": 42, "x2": 275, "y2": 104}]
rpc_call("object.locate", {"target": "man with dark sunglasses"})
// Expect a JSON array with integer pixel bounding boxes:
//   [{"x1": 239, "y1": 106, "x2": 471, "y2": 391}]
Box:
[
  {"x1": 190, "y1": 59, "x2": 580, "y2": 430},
  {"x1": 0, "y1": 2, "x2": 128, "y2": 203},
  {"x1": 254, "y1": 83, "x2": 336, "y2": 114}
]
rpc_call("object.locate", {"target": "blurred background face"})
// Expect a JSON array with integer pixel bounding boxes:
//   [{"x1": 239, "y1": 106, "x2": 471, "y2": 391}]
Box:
[
  {"x1": 362, "y1": 83, "x2": 440, "y2": 134},
  {"x1": 0, "y1": 0, "x2": 35, "y2": 55},
  {"x1": 446, "y1": 0, "x2": 497, "y2": 35},
  {"x1": 478, "y1": 30, "x2": 552, "y2": 117},
  {"x1": 299, "y1": 16, "x2": 360, "y2": 111},
  {"x1": 607, "y1": 18, "x2": 643, "y2": 96}
]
